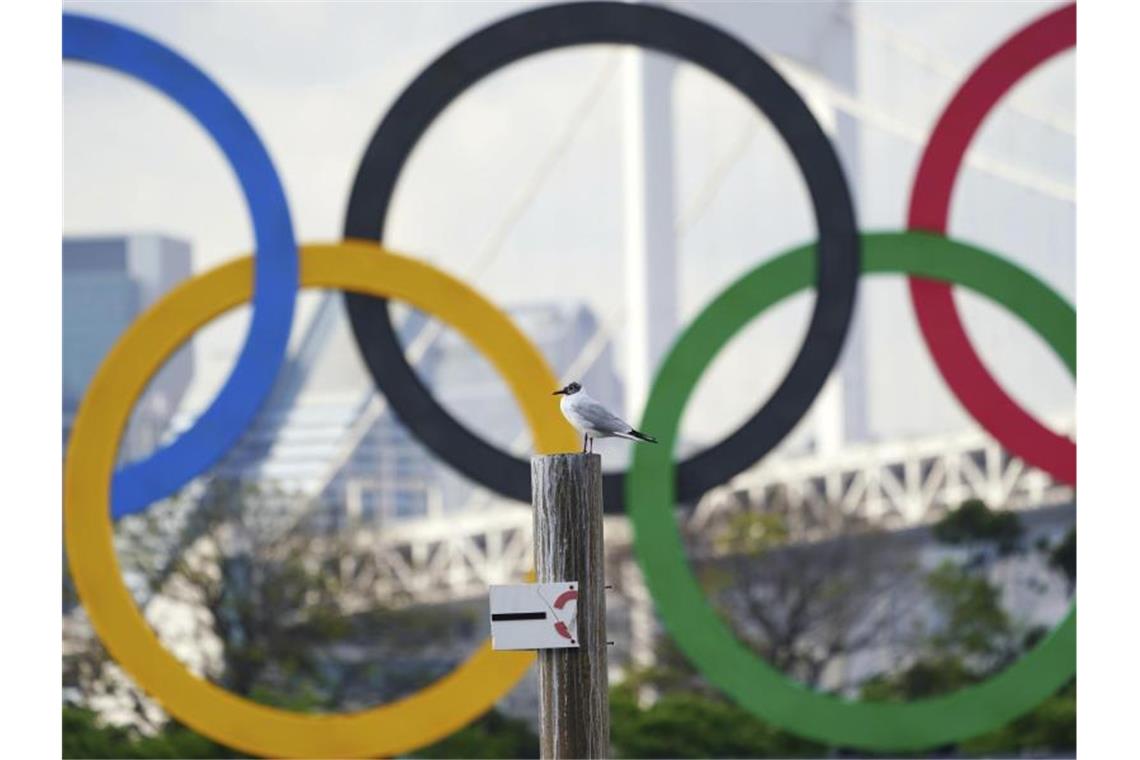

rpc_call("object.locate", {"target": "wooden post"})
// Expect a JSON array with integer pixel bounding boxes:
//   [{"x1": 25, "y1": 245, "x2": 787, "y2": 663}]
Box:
[{"x1": 532, "y1": 453, "x2": 609, "y2": 759}]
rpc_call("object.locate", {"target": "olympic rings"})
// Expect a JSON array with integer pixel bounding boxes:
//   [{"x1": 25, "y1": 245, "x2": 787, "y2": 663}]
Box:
[
  {"x1": 343, "y1": 0, "x2": 861, "y2": 513},
  {"x1": 626, "y1": 231, "x2": 1075, "y2": 751},
  {"x1": 64, "y1": 14, "x2": 299, "y2": 518},
  {"x1": 64, "y1": 242, "x2": 577, "y2": 759},
  {"x1": 64, "y1": 5, "x2": 1075, "y2": 755},
  {"x1": 907, "y1": 3, "x2": 1076, "y2": 485}
]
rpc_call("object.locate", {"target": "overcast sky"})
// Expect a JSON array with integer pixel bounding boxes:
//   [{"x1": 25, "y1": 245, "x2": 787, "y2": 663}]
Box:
[{"x1": 63, "y1": 0, "x2": 1074, "y2": 452}]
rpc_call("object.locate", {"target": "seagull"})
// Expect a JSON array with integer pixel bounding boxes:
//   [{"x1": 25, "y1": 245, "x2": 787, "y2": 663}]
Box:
[{"x1": 552, "y1": 382, "x2": 658, "y2": 453}]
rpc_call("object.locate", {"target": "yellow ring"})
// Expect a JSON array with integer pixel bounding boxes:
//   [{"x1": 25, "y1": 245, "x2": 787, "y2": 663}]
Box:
[{"x1": 64, "y1": 241, "x2": 578, "y2": 758}]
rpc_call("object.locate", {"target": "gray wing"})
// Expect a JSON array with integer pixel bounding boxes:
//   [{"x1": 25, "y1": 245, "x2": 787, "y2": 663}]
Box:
[{"x1": 576, "y1": 395, "x2": 632, "y2": 434}]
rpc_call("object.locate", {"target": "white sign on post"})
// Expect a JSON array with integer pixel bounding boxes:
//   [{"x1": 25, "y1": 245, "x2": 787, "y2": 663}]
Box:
[{"x1": 489, "y1": 582, "x2": 580, "y2": 651}]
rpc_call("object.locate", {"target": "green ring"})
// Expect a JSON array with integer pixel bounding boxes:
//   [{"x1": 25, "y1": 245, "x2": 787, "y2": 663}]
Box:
[{"x1": 627, "y1": 230, "x2": 1075, "y2": 751}]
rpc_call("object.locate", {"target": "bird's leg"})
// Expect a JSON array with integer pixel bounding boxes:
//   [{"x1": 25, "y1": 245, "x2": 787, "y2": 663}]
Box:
[
  {"x1": 582, "y1": 433, "x2": 588, "y2": 453},
  {"x1": 589, "y1": 437, "x2": 595, "y2": 454}
]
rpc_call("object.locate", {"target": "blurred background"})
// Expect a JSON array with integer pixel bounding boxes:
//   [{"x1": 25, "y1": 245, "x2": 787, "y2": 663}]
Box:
[{"x1": 62, "y1": 1, "x2": 1074, "y2": 757}]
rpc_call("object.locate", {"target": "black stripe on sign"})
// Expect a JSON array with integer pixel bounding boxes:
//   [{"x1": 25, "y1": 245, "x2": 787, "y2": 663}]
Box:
[{"x1": 492, "y1": 611, "x2": 546, "y2": 622}]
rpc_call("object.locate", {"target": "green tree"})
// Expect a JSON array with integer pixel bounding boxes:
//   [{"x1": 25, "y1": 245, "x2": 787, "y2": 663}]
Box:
[
  {"x1": 932, "y1": 498, "x2": 1024, "y2": 556},
  {"x1": 960, "y1": 679, "x2": 1075, "y2": 756},
  {"x1": 616, "y1": 636, "x2": 724, "y2": 700},
  {"x1": 64, "y1": 479, "x2": 486, "y2": 754},
  {"x1": 859, "y1": 501, "x2": 1075, "y2": 756},
  {"x1": 62, "y1": 706, "x2": 241, "y2": 759},
  {"x1": 614, "y1": 500, "x2": 1075, "y2": 757},
  {"x1": 924, "y1": 561, "x2": 1017, "y2": 666},
  {"x1": 857, "y1": 558, "x2": 1015, "y2": 706},
  {"x1": 610, "y1": 686, "x2": 823, "y2": 759},
  {"x1": 411, "y1": 709, "x2": 539, "y2": 759},
  {"x1": 1050, "y1": 526, "x2": 1076, "y2": 589},
  {"x1": 699, "y1": 511, "x2": 921, "y2": 689}
]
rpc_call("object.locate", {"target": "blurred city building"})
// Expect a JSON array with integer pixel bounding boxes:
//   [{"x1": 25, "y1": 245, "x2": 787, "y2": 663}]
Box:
[
  {"x1": 174, "y1": 294, "x2": 624, "y2": 527},
  {"x1": 62, "y1": 234, "x2": 193, "y2": 462}
]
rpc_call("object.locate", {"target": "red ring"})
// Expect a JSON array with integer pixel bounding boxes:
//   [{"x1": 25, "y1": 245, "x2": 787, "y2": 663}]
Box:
[{"x1": 907, "y1": 3, "x2": 1075, "y2": 485}]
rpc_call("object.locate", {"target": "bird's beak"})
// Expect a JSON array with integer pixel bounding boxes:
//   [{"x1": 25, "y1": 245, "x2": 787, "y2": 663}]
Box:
[{"x1": 552, "y1": 388, "x2": 566, "y2": 396}]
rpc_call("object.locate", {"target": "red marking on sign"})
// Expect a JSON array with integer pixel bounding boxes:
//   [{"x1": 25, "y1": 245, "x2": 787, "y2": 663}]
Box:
[
  {"x1": 551, "y1": 589, "x2": 578, "y2": 640},
  {"x1": 553, "y1": 589, "x2": 578, "y2": 609}
]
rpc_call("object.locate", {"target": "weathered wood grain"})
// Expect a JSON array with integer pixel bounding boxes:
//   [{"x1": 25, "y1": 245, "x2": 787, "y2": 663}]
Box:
[{"x1": 532, "y1": 453, "x2": 609, "y2": 759}]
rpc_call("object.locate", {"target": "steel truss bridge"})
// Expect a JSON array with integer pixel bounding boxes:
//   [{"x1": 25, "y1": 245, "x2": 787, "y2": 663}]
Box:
[
  {"x1": 330, "y1": 419, "x2": 1074, "y2": 608},
  {"x1": 72, "y1": 420, "x2": 1074, "y2": 719}
]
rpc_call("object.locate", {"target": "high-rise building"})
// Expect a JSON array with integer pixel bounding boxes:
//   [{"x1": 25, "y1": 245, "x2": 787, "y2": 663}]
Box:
[{"x1": 63, "y1": 234, "x2": 194, "y2": 462}]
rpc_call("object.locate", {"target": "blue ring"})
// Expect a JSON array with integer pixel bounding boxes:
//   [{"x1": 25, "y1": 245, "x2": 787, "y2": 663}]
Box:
[{"x1": 64, "y1": 14, "x2": 298, "y2": 518}]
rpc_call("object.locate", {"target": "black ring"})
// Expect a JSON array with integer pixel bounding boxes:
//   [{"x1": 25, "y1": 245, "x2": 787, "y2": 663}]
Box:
[{"x1": 343, "y1": 1, "x2": 859, "y2": 513}]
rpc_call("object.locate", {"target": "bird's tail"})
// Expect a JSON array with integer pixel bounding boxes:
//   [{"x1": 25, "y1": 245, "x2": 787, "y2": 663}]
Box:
[{"x1": 622, "y1": 428, "x2": 658, "y2": 444}]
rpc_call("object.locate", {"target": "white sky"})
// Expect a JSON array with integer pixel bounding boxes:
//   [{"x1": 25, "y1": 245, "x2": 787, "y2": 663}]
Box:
[{"x1": 63, "y1": 0, "x2": 1074, "y2": 449}]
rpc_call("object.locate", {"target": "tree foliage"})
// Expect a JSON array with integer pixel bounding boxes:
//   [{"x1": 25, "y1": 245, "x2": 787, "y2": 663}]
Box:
[
  {"x1": 410, "y1": 709, "x2": 539, "y2": 759},
  {"x1": 923, "y1": 561, "x2": 1017, "y2": 666},
  {"x1": 932, "y1": 498, "x2": 1024, "y2": 555},
  {"x1": 960, "y1": 679, "x2": 1075, "y2": 755},
  {"x1": 857, "y1": 501, "x2": 1075, "y2": 755},
  {"x1": 62, "y1": 706, "x2": 240, "y2": 759},
  {"x1": 65, "y1": 486, "x2": 1076, "y2": 758},
  {"x1": 63, "y1": 703, "x2": 541, "y2": 760},
  {"x1": 610, "y1": 686, "x2": 823, "y2": 759},
  {"x1": 1050, "y1": 527, "x2": 1076, "y2": 588},
  {"x1": 700, "y1": 511, "x2": 921, "y2": 689},
  {"x1": 616, "y1": 499, "x2": 1075, "y2": 757},
  {"x1": 63, "y1": 480, "x2": 482, "y2": 755}
]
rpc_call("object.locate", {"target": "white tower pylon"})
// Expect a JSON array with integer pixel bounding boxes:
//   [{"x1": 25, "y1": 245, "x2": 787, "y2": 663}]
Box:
[
  {"x1": 622, "y1": 48, "x2": 678, "y2": 424},
  {"x1": 620, "y1": 1, "x2": 868, "y2": 448}
]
